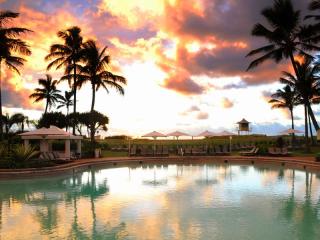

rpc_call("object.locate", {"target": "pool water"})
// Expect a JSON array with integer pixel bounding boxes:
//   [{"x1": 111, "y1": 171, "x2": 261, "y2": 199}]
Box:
[{"x1": 0, "y1": 163, "x2": 320, "y2": 240}]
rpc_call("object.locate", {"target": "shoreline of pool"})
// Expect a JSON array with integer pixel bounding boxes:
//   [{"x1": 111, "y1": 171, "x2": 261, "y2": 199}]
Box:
[{"x1": 0, "y1": 155, "x2": 319, "y2": 179}]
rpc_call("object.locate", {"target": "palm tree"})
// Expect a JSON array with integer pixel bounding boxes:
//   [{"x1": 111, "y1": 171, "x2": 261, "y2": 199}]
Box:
[
  {"x1": 75, "y1": 40, "x2": 126, "y2": 113},
  {"x1": 269, "y1": 85, "x2": 299, "y2": 142},
  {"x1": 29, "y1": 74, "x2": 62, "y2": 114},
  {"x1": 57, "y1": 91, "x2": 74, "y2": 115},
  {"x1": 57, "y1": 91, "x2": 73, "y2": 131},
  {"x1": 0, "y1": 11, "x2": 32, "y2": 139},
  {"x1": 279, "y1": 59, "x2": 320, "y2": 149},
  {"x1": 1, "y1": 113, "x2": 28, "y2": 134},
  {"x1": 45, "y1": 26, "x2": 83, "y2": 134},
  {"x1": 246, "y1": 0, "x2": 320, "y2": 130}
]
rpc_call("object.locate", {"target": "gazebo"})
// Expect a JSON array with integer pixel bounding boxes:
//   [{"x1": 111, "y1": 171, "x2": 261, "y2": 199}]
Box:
[
  {"x1": 19, "y1": 126, "x2": 83, "y2": 160},
  {"x1": 237, "y1": 118, "x2": 251, "y2": 135}
]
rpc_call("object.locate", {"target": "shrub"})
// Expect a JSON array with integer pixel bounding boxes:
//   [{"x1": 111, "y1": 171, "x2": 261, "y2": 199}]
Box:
[{"x1": 10, "y1": 145, "x2": 40, "y2": 168}]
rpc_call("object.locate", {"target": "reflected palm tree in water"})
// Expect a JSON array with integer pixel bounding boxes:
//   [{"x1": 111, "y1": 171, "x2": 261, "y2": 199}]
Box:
[
  {"x1": 280, "y1": 169, "x2": 320, "y2": 239},
  {"x1": 65, "y1": 169, "x2": 128, "y2": 239}
]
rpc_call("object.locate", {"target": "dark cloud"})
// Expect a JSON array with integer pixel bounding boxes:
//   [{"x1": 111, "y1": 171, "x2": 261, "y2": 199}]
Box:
[
  {"x1": 162, "y1": 73, "x2": 205, "y2": 95},
  {"x1": 160, "y1": 0, "x2": 310, "y2": 92}
]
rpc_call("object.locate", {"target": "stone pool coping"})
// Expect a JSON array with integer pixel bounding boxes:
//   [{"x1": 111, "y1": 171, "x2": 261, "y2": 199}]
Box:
[{"x1": 0, "y1": 155, "x2": 319, "y2": 179}]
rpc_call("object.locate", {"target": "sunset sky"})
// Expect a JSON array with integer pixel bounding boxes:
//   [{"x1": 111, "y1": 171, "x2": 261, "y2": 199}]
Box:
[{"x1": 0, "y1": 0, "x2": 314, "y2": 136}]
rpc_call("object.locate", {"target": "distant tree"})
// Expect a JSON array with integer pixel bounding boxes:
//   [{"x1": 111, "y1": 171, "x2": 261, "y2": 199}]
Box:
[
  {"x1": 29, "y1": 74, "x2": 62, "y2": 114},
  {"x1": 37, "y1": 112, "x2": 67, "y2": 129},
  {"x1": 0, "y1": 11, "x2": 32, "y2": 139},
  {"x1": 78, "y1": 111, "x2": 109, "y2": 142},
  {"x1": 1, "y1": 113, "x2": 28, "y2": 134},
  {"x1": 269, "y1": 85, "x2": 299, "y2": 132},
  {"x1": 45, "y1": 26, "x2": 83, "y2": 134},
  {"x1": 57, "y1": 91, "x2": 74, "y2": 115}
]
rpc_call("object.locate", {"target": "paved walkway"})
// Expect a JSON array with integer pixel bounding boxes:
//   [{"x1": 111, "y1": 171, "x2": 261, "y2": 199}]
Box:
[{"x1": 0, "y1": 155, "x2": 319, "y2": 179}]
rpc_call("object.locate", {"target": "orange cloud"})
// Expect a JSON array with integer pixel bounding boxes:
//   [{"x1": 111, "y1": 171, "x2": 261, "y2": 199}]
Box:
[{"x1": 221, "y1": 97, "x2": 234, "y2": 109}]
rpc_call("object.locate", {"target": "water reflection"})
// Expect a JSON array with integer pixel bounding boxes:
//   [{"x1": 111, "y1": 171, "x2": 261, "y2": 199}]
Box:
[{"x1": 0, "y1": 164, "x2": 319, "y2": 239}]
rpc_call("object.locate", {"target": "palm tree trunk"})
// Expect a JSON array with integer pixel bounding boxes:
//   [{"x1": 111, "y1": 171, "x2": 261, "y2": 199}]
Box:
[
  {"x1": 289, "y1": 53, "x2": 300, "y2": 81},
  {"x1": 290, "y1": 108, "x2": 295, "y2": 145},
  {"x1": 0, "y1": 59, "x2": 3, "y2": 140},
  {"x1": 309, "y1": 114, "x2": 315, "y2": 145},
  {"x1": 90, "y1": 83, "x2": 95, "y2": 143},
  {"x1": 44, "y1": 99, "x2": 49, "y2": 115},
  {"x1": 73, "y1": 62, "x2": 77, "y2": 135},
  {"x1": 307, "y1": 104, "x2": 319, "y2": 131},
  {"x1": 305, "y1": 104, "x2": 310, "y2": 151},
  {"x1": 66, "y1": 106, "x2": 69, "y2": 131},
  {"x1": 91, "y1": 83, "x2": 95, "y2": 113}
]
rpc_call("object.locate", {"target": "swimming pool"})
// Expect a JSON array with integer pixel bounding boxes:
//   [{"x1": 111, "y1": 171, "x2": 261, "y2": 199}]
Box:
[{"x1": 0, "y1": 163, "x2": 319, "y2": 239}]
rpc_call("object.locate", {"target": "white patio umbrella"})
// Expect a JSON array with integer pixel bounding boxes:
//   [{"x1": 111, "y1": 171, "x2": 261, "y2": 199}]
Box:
[
  {"x1": 216, "y1": 130, "x2": 236, "y2": 136},
  {"x1": 142, "y1": 131, "x2": 167, "y2": 152},
  {"x1": 280, "y1": 128, "x2": 304, "y2": 135},
  {"x1": 197, "y1": 130, "x2": 216, "y2": 137},
  {"x1": 166, "y1": 131, "x2": 190, "y2": 140},
  {"x1": 167, "y1": 131, "x2": 190, "y2": 155},
  {"x1": 142, "y1": 131, "x2": 166, "y2": 139}
]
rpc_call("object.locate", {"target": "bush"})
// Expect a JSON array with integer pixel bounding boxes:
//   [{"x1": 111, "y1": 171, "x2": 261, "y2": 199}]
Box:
[{"x1": 9, "y1": 145, "x2": 40, "y2": 168}]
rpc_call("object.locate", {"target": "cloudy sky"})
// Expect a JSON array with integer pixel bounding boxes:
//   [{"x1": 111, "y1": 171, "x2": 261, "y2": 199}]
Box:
[{"x1": 0, "y1": 0, "x2": 315, "y2": 136}]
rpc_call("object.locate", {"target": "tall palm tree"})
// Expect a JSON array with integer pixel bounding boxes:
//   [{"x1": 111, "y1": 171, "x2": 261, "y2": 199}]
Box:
[
  {"x1": 246, "y1": 0, "x2": 320, "y2": 129},
  {"x1": 279, "y1": 59, "x2": 320, "y2": 149},
  {"x1": 0, "y1": 11, "x2": 32, "y2": 139},
  {"x1": 57, "y1": 91, "x2": 74, "y2": 115},
  {"x1": 76, "y1": 40, "x2": 126, "y2": 113},
  {"x1": 269, "y1": 85, "x2": 299, "y2": 141},
  {"x1": 45, "y1": 26, "x2": 83, "y2": 134},
  {"x1": 29, "y1": 74, "x2": 62, "y2": 114}
]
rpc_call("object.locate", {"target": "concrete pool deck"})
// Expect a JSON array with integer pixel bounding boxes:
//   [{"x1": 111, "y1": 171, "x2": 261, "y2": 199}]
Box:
[{"x1": 0, "y1": 155, "x2": 319, "y2": 179}]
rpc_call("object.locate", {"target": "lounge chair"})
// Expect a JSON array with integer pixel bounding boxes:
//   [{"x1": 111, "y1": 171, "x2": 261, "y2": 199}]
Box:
[
  {"x1": 214, "y1": 146, "x2": 224, "y2": 155},
  {"x1": 207, "y1": 146, "x2": 215, "y2": 155},
  {"x1": 184, "y1": 146, "x2": 192, "y2": 156},
  {"x1": 192, "y1": 146, "x2": 207, "y2": 156},
  {"x1": 140, "y1": 146, "x2": 148, "y2": 156},
  {"x1": 162, "y1": 146, "x2": 169, "y2": 157},
  {"x1": 221, "y1": 145, "x2": 231, "y2": 155},
  {"x1": 280, "y1": 147, "x2": 291, "y2": 156},
  {"x1": 240, "y1": 147, "x2": 258, "y2": 156},
  {"x1": 155, "y1": 146, "x2": 163, "y2": 157},
  {"x1": 146, "y1": 147, "x2": 154, "y2": 156},
  {"x1": 129, "y1": 145, "x2": 137, "y2": 156},
  {"x1": 268, "y1": 147, "x2": 280, "y2": 156}
]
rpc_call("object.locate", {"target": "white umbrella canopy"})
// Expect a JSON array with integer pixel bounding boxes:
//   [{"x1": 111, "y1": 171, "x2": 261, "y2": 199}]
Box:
[
  {"x1": 142, "y1": 131, "x2": 166, "y2": 139},
  {"x1": 216, "y1": 130, "x2": 236, "y2": 136},
  {"x1": 280, "y1": 128, "x2": 304, "y2": 135},
  {"x1": 166, "y1": 131, "x2": 190, "y2": 139},
  {"x1": 197, "y1": 130, "x2": 216, "y2": 137}
]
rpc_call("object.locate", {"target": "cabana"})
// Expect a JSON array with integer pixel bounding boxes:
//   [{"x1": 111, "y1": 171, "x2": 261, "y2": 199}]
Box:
[{"x1": 19, "y1": 126, "x2": 83, "y2": 160}]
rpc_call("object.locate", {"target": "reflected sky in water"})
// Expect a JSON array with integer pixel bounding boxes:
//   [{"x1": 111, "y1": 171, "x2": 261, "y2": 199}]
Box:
[{"x1": 0, "y1": 163, "x2": 320, "y2": 240}]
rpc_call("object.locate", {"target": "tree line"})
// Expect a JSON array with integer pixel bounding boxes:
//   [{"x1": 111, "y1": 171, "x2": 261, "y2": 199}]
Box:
[{"x1": 0, "y1": 11, "x2": 126, "y2": 143}]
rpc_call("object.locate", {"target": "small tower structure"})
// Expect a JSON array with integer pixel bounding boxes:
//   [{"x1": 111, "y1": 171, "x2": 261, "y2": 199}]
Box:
[{"x1": 237, "y1": 118, "x2": 251, "y2": 135}]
